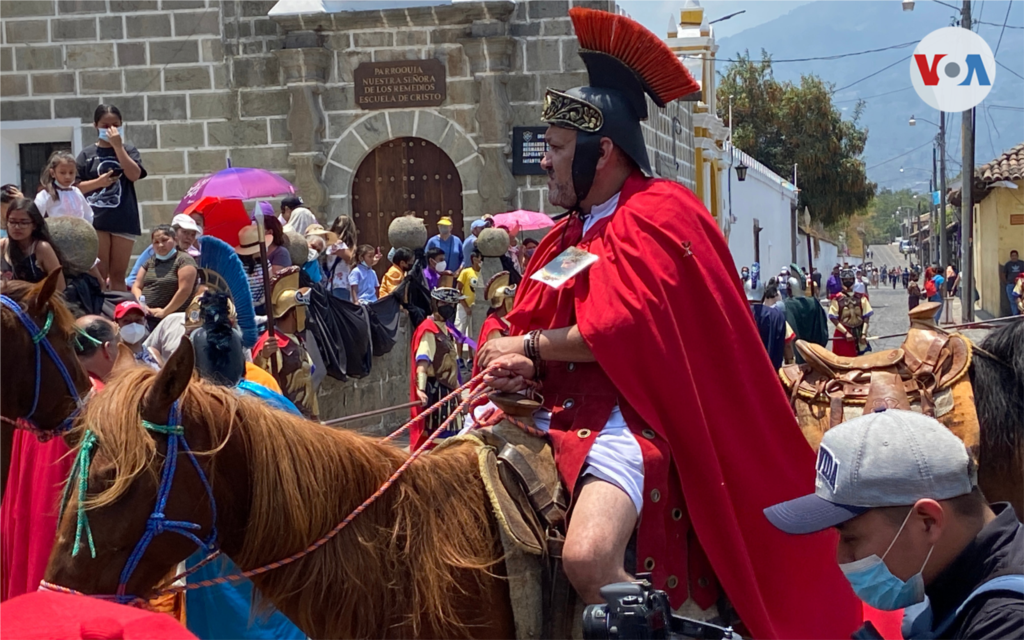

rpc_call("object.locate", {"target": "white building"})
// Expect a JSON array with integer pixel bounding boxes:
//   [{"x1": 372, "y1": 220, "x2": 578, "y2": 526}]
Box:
[{"x1": 725, "y1": 143, "x2": 798, "y2": 279}]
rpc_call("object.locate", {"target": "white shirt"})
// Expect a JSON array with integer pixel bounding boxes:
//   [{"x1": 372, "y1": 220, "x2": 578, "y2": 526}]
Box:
[
  {"x1": 143, "y1": 312, "x2": 186, "y2": 363},
  {"x1": 325, "y1": 241, "x2": 351, "y2": 291},
  {"x1": 582, "y1": 192, "x2": 621, "y2": 237},
  {"x1": 34, "y1": 187, "x2": 94, "y2": 224}
]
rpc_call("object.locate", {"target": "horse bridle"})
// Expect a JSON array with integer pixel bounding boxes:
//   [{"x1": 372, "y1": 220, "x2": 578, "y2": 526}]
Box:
[
  {"x1": 40, "y1": 401, "x2": 220, "y2": 606},
  {"x1": 0, "y1": 294, "x2": 89, "y2": 440}
]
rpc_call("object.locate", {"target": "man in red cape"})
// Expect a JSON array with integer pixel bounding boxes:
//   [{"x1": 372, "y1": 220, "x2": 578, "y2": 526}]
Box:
[{"x1": 478, "y1": 7, "x2": 866, "y2": 639}]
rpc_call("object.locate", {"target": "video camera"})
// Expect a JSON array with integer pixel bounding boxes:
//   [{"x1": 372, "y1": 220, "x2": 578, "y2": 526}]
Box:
[{"x1": 582, "y1": 579, "x2": 741, "y2": 640}]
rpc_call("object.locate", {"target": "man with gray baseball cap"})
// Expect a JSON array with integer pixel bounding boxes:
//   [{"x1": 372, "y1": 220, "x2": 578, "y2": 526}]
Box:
[{"x1": 765, "y1": 410, "x2": 1022, "y2": 640}]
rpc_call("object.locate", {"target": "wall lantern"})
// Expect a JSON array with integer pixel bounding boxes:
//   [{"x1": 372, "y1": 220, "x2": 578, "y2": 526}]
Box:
[{"x1": 735, "y1": 162, "x2": 748, "y2": 182}]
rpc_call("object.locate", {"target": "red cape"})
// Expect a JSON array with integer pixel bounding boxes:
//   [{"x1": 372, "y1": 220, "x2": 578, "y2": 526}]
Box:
[
  {"x1": 472, "y1": 314, "x2": 510, "y2": 377},
  {"x1": 409, "y1": 317, "x2": 445, "y2": 450},
  {"x1": 1, "y1": 376, "x2": 102, "y2": 602},
  {"x1": 252, "y1": 330, "x2": 293, "y2": 357},
  {"x1": 507, "y1": 172, "x2": 862, "y2": 639}
]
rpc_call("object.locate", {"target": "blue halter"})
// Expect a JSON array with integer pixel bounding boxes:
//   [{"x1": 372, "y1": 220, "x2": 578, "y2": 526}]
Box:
[
  {"x1": 56, "y1": 400, "x2": 220, "y2": 605},
  {"x1": 0, "y1": 294, "x2": 87, "y2": 439},
  {"x1": 117, "y1": 401, "x2": 219, "y2": 602}
]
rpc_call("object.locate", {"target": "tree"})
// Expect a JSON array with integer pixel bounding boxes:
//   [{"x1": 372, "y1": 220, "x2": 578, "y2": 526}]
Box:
[
  {"x1": 863, "y1": 187, "x2": 923, "y2": 245},
  {"x1": 717, "y1": 52, "x2": 876, "y2": 227}
]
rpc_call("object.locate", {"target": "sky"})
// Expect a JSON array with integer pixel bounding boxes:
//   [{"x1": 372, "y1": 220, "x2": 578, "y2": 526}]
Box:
[{"x1": 621, "y1": 0, "x2": 815, "y2": 39}]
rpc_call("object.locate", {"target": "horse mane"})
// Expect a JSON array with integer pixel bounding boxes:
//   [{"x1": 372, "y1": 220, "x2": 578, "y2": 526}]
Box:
[
  {"x1": 970, "y1": 320, "x2": 1024, "y2": 473},
  {"x1": 1, "y1": 278, "x2": 77, "y2": 344},
  {"x1": 77, "y1": 367, "x2": 501, "y2": 638}
]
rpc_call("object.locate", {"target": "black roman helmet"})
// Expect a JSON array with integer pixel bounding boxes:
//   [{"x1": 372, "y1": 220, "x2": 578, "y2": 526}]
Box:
[{"x1": 540, "y1": 8, "x2": 700, "y2": 207}]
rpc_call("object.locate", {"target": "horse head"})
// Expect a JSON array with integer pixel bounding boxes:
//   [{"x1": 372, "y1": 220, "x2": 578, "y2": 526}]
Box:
[
  {"x1": 45, "y1": 338, "x2": 252, "y2": 603},
  {"x1": 1, "y1": 268, "x2": 92, "y2": 490},
  {"x1": 970, "y1": 319, "x2": 1024, "y2": 521}
]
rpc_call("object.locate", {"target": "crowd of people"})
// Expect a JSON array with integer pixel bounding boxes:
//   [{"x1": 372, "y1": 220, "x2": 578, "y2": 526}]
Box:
[
  {"x1": 738, "y1": 256, "x2": 965, "y2": 365},
  {"x1": 0, "y1": 101, "x2": 543, "y2": 434}
]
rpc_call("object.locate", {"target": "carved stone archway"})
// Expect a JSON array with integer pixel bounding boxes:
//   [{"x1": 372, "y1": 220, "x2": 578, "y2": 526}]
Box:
[{"x1": 321, "y1": 110, "x2": 483, "y2": 231}]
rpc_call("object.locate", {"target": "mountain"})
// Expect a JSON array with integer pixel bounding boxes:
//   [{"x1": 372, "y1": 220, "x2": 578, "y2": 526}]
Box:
[{"x1": 716, "y1": 0, "x2": 1024, "y2": 193}]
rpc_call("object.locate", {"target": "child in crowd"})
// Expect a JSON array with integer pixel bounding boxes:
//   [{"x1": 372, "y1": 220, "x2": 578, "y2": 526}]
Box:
[
  {"x1": 380, "y1": 247, "x2": 414, "y2": 297},
  {"x1": 34, "y1": 151, "x2": 93, "y2": 224},
  {"x1": 349, "y1": 244, "x2": 380, "y2": 304}
]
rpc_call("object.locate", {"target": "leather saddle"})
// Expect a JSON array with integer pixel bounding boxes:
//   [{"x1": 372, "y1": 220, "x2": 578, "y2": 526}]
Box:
[{"x1": 781, "y1": 302, "x2": 972, "y2": 431}]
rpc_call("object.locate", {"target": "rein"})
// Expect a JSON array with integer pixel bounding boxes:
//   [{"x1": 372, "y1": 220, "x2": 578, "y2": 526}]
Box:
[
  {"x1": 0, "y1": 294, "x2": 87, "y2": 440},
  {"x1": 41, "y1": 365, "x2": 500, "y2": 604},
  {"x1": 42, "y1": 400, "x2": 218, "y2": 606}
]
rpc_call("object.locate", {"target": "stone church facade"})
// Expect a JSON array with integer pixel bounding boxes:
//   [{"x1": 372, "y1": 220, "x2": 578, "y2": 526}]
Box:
[{"x1": 1, "y1": 0, "x2": 697, "y2": 248}]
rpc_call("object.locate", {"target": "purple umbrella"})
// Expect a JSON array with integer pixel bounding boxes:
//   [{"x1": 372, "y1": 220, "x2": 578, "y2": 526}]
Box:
[{"x1": 173, "y1": 168, "x2": 295, "y2": 214}]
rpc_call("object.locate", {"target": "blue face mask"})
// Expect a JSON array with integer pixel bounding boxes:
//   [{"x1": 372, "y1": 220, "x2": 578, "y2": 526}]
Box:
[
  {"x1": 98, "y1": 126, "x2": 124, "y2": 141},
  {"x1": 839, "y1": 509, "x2": 935, "y2": 611},
  {"x1": 154, "y1": 246, "x2": 177, "y2": 261}
]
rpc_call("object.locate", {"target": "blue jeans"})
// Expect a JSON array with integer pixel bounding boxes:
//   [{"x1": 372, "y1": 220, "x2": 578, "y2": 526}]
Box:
[
  {"x1": 1009, "y1": 284, "x2": 1021, "y2": 316},
  {"x1": 930, "y1": 295, "x2": 944, "y2": 322},
  {"x1": 332, "y1": 287, "x2": 351, "y2": 302}
]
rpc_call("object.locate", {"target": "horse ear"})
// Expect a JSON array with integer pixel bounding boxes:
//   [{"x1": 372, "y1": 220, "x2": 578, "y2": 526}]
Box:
[
  {"x1": 141, "y1": 336, "x2": 195, "y2": 424},
  {"x1": 29, "y1": 267, "x2": 63, "y2": 315},
  {"x1": 111, "y1": 342, "x2": 137, "y2": 378}
]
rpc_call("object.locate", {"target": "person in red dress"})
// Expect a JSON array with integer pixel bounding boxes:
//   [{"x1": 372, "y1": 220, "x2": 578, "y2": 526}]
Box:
[
  {"x1": 1, "y1": 316, "x2": 117, "y2": 602},
  {"x1": 476, "y1": 7, "x2": 864, "y2": 639}
]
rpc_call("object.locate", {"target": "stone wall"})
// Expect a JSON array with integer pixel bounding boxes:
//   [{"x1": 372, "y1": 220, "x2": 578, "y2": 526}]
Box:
[
  {"x1": 504, "y1": 0, "x2": 697, "y2": 211},
  {"x1": 317, "y1": 312, "x2": 411, "y2": 435},
  {"x1": 1, "y1": 0, "x2": 698, "y2": 235},
  {"x1": 0, "y1": 0, "x2": 290, "y2": 248}
]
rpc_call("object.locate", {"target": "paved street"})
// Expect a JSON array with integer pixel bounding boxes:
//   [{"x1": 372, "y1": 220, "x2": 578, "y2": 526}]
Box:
[
  {"x1": 858, "y1": 255, "x2": 918, "y2": 352},
  {"x1": 836, "y1": 245, "x2": 991, "y2": 350}
]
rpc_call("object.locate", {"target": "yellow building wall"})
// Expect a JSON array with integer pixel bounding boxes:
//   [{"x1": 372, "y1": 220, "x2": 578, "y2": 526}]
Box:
[{"x1": 974, "y1": 183, "x2": 1024, "y2": 317}]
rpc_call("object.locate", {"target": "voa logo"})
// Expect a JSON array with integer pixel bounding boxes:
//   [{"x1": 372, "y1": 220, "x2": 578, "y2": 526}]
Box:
[{"x1": 911, "y1": 26, "x2": 996, "y2": 112}]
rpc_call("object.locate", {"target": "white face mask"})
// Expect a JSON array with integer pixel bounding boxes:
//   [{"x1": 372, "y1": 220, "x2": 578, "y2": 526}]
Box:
[
  {"x1": 119, "y1": 322, "x2": 148, "y2": 345},
  {"x1": 434, "y1": 260, "x2": 447, "y2": 272}
]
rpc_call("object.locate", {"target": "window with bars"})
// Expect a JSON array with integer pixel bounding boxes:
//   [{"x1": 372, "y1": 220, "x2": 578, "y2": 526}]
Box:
[{"x1": 19, "y1": 141, "x2": 72, "y2": 196}]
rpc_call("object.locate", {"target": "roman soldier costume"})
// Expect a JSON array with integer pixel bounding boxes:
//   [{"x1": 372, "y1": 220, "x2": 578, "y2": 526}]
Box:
[
  {"x1": 503, "y1": 8, "x2": 863, "y2": 638},
  {"x1": 409, "y1": 287, "x2": 465, "y2": 450},
  {"x1": 472, "y1": 271, "x2": 515, "y2": 377},
  {"x1": 252, "y1": 267, "x2": 318, "y2": 419},
  {"x1": 828, "y1": 268, "x2": 873, "y2": 357}
]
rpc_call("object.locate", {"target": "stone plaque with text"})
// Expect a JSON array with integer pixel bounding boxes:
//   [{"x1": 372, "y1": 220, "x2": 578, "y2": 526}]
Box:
[{"x1": 354, "y1": 60, "x2": 446, "y2": 110}]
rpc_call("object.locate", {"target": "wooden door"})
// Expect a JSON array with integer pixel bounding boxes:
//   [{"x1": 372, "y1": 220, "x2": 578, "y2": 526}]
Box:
[{"x1": 351, "y1": 137, "x2": 463, "y2": 278}]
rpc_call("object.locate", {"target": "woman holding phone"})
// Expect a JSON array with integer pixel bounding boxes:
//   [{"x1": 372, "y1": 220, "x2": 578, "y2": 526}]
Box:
[{"x1": 76, "y1": 104, "x2": 147, "y2": 291}]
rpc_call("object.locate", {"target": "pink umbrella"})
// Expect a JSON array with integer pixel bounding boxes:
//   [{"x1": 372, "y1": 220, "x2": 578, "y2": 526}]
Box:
[
  {"x1": 173, "y1": 168, "x2": 295, "y2": 214},
  {"x1": 492, "y1": 209, "x2": 554, "y2": 231}
]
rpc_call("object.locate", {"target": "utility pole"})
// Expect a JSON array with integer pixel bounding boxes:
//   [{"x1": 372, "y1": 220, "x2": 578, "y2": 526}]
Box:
[
  {"x1": 791, "y1": 164, "x2": 799, "y2": 263},
  {"x1": 960, "y1": 0, "x2": 975, "y2": 321},
  {"x1": 932, "y1": 147, "x2": 938, "y2": 264},
  {"x1": 958, "y1": 0, "x2": 974, "y2": 319},
  {"x1": 938, "y1": 111, "x2": 948, "y2": 269}
]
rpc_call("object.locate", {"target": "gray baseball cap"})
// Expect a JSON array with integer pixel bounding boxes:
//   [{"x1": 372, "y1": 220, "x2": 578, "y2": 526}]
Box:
[{"x1": 764, "y1": 410, "x2": 976, "y2": 534}]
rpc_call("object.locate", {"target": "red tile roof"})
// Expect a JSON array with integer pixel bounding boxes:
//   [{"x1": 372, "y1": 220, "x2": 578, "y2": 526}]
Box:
[
  {"x1": 978, "y1": 142, "x2": 1024, "y2": 184},
  {"x1": 948, "y1": 142, "x2": 1023, "y2": 206}
]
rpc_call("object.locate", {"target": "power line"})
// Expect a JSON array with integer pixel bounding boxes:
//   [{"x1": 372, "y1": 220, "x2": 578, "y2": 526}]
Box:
[
  {"x1": 994, "y1": 0, "x2": 1013, "y2": 54},
  {"x1": 974, "y1": 19, "x2": 1024, "y2": 28},
  {"x1": 996, "y1": 59, "x2": 1024, "y2": 80},
  {"x1": 867, "y1": 139, "x2": 936, "y2": 170},
  {"x1": 832, "y1": 55, "x2": 912, "y2": 94},
  {"x1": 835, "y1": 86, "x2": 912, "y2": 103},
  {"x1": 706, "y1": 41, "x2": 918, "y2": 64},
  {"x1": 981, "y1": 104, "x2": 998, "y2": 162}
]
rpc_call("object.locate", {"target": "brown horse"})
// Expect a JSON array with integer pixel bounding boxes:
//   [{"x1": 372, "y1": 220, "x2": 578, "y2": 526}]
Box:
[
  {"x1": 46, "y1": 340, "x2": 517, "y2": 639},
  {"x1": 0, "y1": 269, "x2": 92, "y2": 495}
]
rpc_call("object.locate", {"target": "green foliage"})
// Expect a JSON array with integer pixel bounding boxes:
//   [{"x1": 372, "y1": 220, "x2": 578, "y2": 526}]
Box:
[
  {"x1": 717, "y1": 51, "x2": 876, "y2": 227},
  {"x1": 863, "y1": 187, "x2": 924, "y2": 245}
]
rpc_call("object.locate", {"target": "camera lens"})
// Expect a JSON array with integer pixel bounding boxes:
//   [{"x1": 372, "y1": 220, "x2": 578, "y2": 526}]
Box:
[{"x1": 582, "y1": 604, "x2": 610, "y2": 640}]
